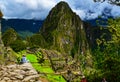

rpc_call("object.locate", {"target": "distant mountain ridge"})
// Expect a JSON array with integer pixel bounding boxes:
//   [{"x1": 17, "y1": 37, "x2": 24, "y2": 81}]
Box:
[{"x1": 1, "y1": 19, "x2": 43, "y2": 33}]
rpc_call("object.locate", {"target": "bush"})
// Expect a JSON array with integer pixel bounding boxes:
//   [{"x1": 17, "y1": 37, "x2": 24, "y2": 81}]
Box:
[{"x1": 10, "y1": 40, "x2": 26, "y2": 52}]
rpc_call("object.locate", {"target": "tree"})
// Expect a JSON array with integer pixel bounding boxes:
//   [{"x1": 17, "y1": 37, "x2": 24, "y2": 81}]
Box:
[
  {"x1": 10, "y1": 40, "x2": 26, "y2": 52},
  {"x1": 2, "y1": 28, "x2": 18, "y2": 46},
  {"x1": 92, "y1": 18, "x2": 120, "y2": 82},
  {"x1": 2, "y1": 28, "x2": 26, "y2": 52},
  {"x1": 27, "y1": 34, "x2": 46, "y2": 48}
]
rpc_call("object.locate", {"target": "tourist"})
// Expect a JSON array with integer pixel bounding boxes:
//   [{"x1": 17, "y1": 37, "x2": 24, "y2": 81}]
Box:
[
  {"x1": 21, "y1": 55, "x2": 29, "y2": 64},
  {"x1": 102, "y1": 78, "x2": 107, "y2": 82},
  {"x1": 81, "y1": 75, "x2": 87, "y2": 82}
]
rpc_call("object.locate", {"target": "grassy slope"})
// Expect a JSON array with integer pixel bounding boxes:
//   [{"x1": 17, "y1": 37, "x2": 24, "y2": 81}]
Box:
[{"x1": 26, "y1": 54, "x2": 66, "y2": 82}]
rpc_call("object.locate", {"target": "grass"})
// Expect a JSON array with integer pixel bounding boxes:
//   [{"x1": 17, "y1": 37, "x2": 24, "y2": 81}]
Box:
[
  {"x1": 26, "y1": 54, "x2": 38, "y2": 62},
  {"x1": 47, "y1": 74, "x2": 66, "y2": 82},
  {"x1": 26, "y1": 54, "x2": 66, "y2": 82},
  {"x1": 32, "y1": 63, "x2": 54, "y2": 73}
]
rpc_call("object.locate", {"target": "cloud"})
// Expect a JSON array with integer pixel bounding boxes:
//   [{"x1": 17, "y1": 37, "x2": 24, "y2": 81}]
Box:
[
  {"x1": 0, "y1": 0, "x2": 57, "y2": 19},
  {"x1": 0, "y1": 0, "x2": 120, "y2": 20},
  {"x1": 69, "y1": 0, "x2": 120, "y2": 20}
]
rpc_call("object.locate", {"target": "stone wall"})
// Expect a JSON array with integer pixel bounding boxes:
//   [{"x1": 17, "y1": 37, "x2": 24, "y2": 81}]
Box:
[{"x1": 0, "y1": 63, "x2": 41, "y2": 82}]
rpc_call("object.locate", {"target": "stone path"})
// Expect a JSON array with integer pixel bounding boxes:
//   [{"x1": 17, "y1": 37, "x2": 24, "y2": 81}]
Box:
[{"x1": 0, "y1": 63, "x2": 41, "y2": 82}]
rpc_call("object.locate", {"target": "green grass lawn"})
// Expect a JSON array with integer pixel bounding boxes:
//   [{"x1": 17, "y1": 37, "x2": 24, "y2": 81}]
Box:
[
  {"x1": 47, "y1": 74, "x2": 66, "y2": 82},
  {"x1": 26, "y1": 54, "x2": 66, "y2": 82},
  {"x1": 26, "y1": 54, "x2": 38, "y2": 62},
  {"x1": 32, "y1": 63, "x2": 54, "y2": 73}
]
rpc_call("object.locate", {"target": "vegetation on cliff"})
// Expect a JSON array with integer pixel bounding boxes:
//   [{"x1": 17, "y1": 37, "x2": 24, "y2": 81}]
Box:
[
  {"x1": 1, "y1": 1, "x2": 120, "y2": 82},
  {"x1": 40, "y1": 1, "x2": 89, "y2": 59}
]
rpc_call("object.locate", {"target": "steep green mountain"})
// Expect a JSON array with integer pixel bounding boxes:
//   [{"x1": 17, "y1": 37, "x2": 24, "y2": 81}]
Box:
[
  {"x1": 40, "y1": 1, "x2": 89, "y2": 58},
  {"x1": 84, "y1": 21, "x2": 111, "y2": 49}
]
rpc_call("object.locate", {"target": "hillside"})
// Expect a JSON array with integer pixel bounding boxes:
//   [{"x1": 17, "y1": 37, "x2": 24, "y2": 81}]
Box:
[
  {"x1": 1, "y1": 1, "x2": 120, "y2": 82},
  {"x1": 40, "y1": 1, "x2": 89, "y2": 58},
  {"x1": 1, "y1": 19, "x2": 43, "y2": 33}
]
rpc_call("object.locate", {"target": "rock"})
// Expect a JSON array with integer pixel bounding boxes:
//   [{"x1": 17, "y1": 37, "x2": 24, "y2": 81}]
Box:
[
  {"x1": 7, "y1": 64, "x2": 17, "y2": 69},
  {"x1": 26, "y1": 70, "x2": 38, "y2": 75},
  {"x1": 3, "y1": 77, "x2": 10, "y2": 81},
  {"x1": 7, "y1": 79, "x2": 12, "y2": 82},
  {"x1": 15, "y1": 75, "x2": 24, "y2": 80},
  {"x1": 0, "y1": 80, "x2": 6, "y2": 82},
  {"x1": 13, "y1": 80, "x2": 21, "y2": 82},
  {"x1": 20, "y1": 70, "x2": 26, "y2": 75},
  {"x1": 0, "y1": 63, "x2": 41, "y2": 82},
  {"x1": 22, "y1": 75, "x2": 39, "y2": 82},
  {"x1": 3, "y1": 72, "x2": 9, "y2": 77},
  {"x1": 36, "y1": 81, "x2": 42, "y2": 82},
  {"x1": 10, "y1": 77, "x2": 16, "y2": 80}
]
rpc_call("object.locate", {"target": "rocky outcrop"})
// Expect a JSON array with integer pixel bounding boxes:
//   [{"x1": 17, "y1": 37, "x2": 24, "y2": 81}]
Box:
[
  {"x1": 40, "y1": 1, "x2": 89, "y2": 57},
  {"x1": 0, "y1": 63, "x2": 41, "y2": 82}
]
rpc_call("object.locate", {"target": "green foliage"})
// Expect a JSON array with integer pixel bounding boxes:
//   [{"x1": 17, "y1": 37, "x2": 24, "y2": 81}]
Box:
[
  {"x1": 10, "y1": 40, "x2": 26, "y2": 52},
  {"x1": 26, "y1": 54, "x2": 65, "y2": 82},
  {"x1": 2, "y1": 28, "x2": 26, "y2": 52},
  {"x1": 2, "y1": 28, "x2": 18, "y2": 46},
  {"x1": 27, "y1": 34, "x2": 47, "y2": 48},
  {"x1": 84, "y1": 69, "x2": 103, "y2": 82},
  {"x1": 35, "y1": 51, "x2": 44, "y2": 63},
  {"x1": 39, "y1": 1, "x2": 89, "y2": 58},
  {"x1": 101, "y1": 57, "x2": 120, "y2": 82},
  {"x1": 92, "y1": 17, "x2": 120, "y2": 82},
  {"x1": 18, "y1": 31, "x2": 34, "y2": 39},
  {"x1": 26, "y1": 54, "x2": 38, "y2": 62},
  {"x1": 0, "y1": 55, "x2": 5, "y2": 64}
]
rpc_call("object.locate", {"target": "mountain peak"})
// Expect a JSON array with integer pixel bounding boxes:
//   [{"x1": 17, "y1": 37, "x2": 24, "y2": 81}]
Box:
[
  {"x1": 48, "y1": 1, "x2": 73, "y2": 17},
  {"x1": 40, "y1": 1, "x2": 88, "y2": 56},
  {"x1": 55, "y1": 1, "x2": 71, "y2": 9}
]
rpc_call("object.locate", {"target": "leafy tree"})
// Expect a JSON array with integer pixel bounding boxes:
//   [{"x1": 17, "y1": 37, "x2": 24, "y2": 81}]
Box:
[
  {"x1": 27, "y1": 34, "x2": 46, "y2": 48},
  {"x1": 93, "y1": 18, "x2": 120, "y2": 82},
  {"x1": 2, "y1": 28, "x2": 18, "y2": 46},
  {"x1": 10, "y1": 40, "x2": 26, "y2": 52},
  {"x1": 2, "y1": 28, "x2": 26, "y2": 52}
]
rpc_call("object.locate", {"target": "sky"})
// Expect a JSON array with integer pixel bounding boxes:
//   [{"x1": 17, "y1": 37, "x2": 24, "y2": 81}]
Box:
[{"x1": 0, "y1": 0, "x2": 120, "y2": 20}]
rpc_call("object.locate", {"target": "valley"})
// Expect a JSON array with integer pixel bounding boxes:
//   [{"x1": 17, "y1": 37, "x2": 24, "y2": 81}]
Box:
[{"x1": 0, "y1": 1, "x2": 120, "y2": 82}]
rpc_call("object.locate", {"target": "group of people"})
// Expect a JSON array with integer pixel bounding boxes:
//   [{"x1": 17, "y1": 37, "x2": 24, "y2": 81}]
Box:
[{"x1": 81, "y1": 76, "x2": 107, "y2": 82}]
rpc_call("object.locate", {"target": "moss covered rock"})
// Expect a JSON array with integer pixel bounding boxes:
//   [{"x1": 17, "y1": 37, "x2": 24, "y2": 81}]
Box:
[{"x1": 40, "y1": 1, "x2": 89, "y2": 57}]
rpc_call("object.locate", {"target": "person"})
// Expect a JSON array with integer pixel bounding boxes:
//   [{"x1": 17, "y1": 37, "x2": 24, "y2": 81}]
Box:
[
  {"x1": 81, "y1": 76, "x2": 87, "y2": 82},
  {"x1": 102, "y1": 78, "x2": 107, "y2": 82},
  {"x1": 21, "y1": 55, "x2": 28, "y2": 64}
]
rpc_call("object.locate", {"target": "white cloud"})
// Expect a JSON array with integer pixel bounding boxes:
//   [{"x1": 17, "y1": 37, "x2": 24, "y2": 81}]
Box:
[
  {"x1": 0, "y1": 0, "x2": 57, "y2": 19},
  {"x1": 0, "y1": 0, "x2": 120, "y2": 20}
]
